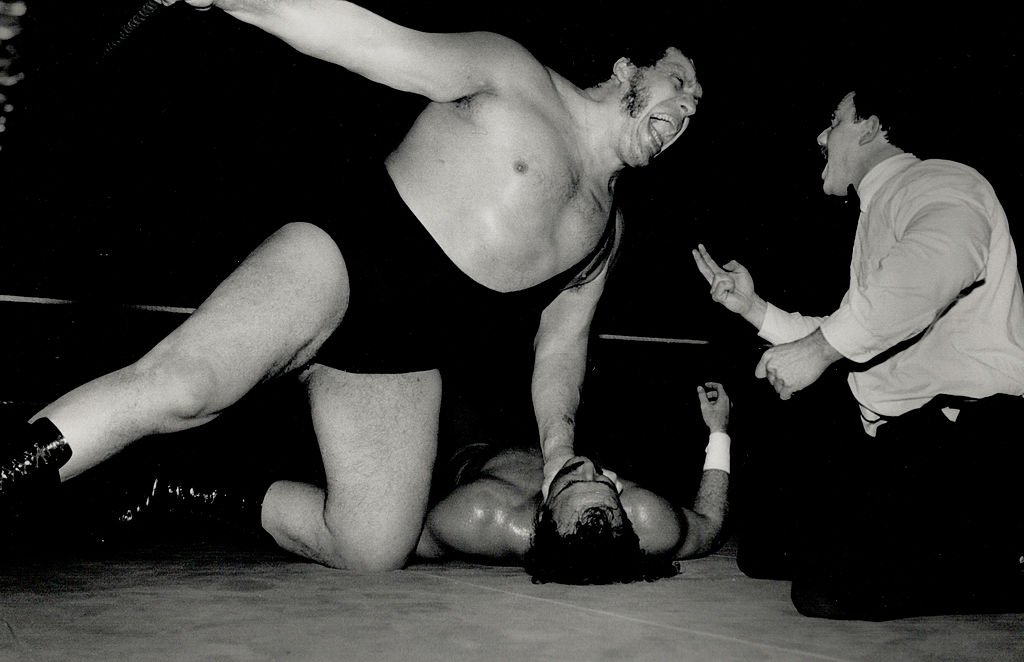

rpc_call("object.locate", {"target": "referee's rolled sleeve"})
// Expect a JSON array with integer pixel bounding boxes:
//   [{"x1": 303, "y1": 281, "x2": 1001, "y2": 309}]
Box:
[{"x1": 758, "y1": 302, "x2": 825, "y2": 346}]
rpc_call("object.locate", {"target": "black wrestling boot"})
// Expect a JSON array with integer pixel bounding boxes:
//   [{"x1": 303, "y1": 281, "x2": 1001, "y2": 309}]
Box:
[
  {"x1": 0, "y1": 418, "x2": 72, "y2": 555},
  {"x1": 0, "y1": 418, "x2": 71, "y2": 499},
  {"x1": 105, "y1": 470, "x2": 273, "y2": 546}
]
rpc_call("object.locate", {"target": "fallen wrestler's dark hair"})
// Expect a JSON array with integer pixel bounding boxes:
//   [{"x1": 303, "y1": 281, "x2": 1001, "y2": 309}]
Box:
[{"x1": 524, "y1": 503, "x2": 679, "y2": 585}]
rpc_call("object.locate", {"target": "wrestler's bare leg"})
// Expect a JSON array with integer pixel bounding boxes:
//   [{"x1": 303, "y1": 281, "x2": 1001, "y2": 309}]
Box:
[
  {"x1": 32, "y1": 222, "x2": 348, "y2": 480},
  {"x1": 262, "y1": 366, "x2": 442, "y2": 571}
]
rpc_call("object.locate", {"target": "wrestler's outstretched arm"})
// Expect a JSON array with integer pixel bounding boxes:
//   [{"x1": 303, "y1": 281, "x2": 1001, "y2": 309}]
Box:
[
  {"x1": 533, "y1": 215, "x2": 619, "y2": 499},
  {"x1": 161, "y1": 0, "x2": 550, "y2": 102},
  {"x1": 622, "y1": 383, "x2": 730, "y2": 559}
]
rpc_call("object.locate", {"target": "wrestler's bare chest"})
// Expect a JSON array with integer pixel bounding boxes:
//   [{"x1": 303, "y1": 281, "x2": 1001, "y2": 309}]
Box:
[{"x1": 386, "y1": 95, "x2": 613, "y2": 292}]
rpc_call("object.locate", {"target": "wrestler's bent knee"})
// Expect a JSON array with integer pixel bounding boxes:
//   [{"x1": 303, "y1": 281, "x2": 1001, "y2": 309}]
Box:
[
  {"x1": 272, "y1": 222, "x2": 345, "y2": 275},
  {"x1": 319, "y1": 538, "x2": 412, "y2": 572},
  {"x1": 131, "y1": 352, "x2": 224, "y2": 425},
  {"x1": 319, "y1": 518, "x2": 418, "y2": 572}
]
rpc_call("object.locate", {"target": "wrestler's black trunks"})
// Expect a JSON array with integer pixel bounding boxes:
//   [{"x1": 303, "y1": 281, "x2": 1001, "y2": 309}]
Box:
[{"x1": 313, "y1": 165, "x2": 613, "y2": 374}]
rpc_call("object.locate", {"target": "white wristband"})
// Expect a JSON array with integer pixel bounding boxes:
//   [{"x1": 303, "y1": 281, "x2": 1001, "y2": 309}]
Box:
[{"x1": 703, "y1": 431, "x2": 731, "y2": 473}]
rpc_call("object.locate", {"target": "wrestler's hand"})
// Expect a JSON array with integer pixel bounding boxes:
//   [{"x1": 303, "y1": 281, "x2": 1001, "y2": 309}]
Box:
[
  {"x1": 754, "y1": 329, "x2": 840, "y2": 400},
  {"x1": 540, "y1": 454, "x2": 624, "y2": 501},
  {"x1": 692, "y1": 244, "x2": 764, "y2": 325},
  {"x1": 599, "y1": 467, "x2": 624, "y2": 496},
  {"x1": 541, "y1": 449, "x2": 574, "y2": 500},
  {"x1": 697, "y1": 382, "x2": 730, "y2": 433}
]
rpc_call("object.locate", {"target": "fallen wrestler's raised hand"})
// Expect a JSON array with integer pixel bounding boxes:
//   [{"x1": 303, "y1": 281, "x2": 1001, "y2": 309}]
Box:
[
  {"x1": 697, "y1": 382, "x2": 730, "y2": 433},
  {"x1": 691, "y1": 244, "x2": 756, "y2": 317}
]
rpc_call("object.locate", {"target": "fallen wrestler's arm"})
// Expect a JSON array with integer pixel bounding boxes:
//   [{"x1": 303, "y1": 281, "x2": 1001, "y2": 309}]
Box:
[
  {"x1": 620, "y1": 472, "x2": 729, "y2": 561},
  {"x1": 623, "y1": 381, "x2": 730, "y2": 559}
]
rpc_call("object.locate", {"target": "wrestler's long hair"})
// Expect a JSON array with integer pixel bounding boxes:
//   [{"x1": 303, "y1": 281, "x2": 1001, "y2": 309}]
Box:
[{"x1": 524, "y1": 503, "x2": 678, "y2": 585}]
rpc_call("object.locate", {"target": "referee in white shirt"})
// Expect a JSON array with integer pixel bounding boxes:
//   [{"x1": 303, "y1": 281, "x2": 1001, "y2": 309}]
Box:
[{"x1": 693, "y1": 73, "x2": 1024, "y2": 621}]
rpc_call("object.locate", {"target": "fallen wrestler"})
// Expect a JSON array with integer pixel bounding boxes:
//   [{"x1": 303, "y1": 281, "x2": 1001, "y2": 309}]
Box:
[{"x1": 416, "y1": 382, "x2": 731, "y2": 583}]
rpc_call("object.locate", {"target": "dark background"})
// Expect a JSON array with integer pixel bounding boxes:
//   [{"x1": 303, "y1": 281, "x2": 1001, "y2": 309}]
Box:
[
  {"x1": 1, "y1": 2, "x2": 1023, "y2": 528},
  {"x1": 5, "y1": 3, "x2": 1022, "y2": 322}
]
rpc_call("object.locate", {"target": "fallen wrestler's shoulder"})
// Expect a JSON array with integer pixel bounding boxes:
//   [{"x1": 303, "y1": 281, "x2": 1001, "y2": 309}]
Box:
[
  {"x1": 621, "y1": 486, "x2": 687, "y2": 558},
  {"x1": 423, "y1": 476, "x2": 536, "y2": 559}
]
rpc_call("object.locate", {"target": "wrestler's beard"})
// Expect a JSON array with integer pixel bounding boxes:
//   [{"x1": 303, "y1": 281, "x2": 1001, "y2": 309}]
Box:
[{"x1": 620, "y1": 70, "x2": 650, "y2": 118}]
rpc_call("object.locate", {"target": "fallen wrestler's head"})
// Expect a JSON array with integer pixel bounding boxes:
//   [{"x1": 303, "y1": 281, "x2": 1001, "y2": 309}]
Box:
[{"x1": 524, "y1": 456, "x2": 677, "y2": 584}]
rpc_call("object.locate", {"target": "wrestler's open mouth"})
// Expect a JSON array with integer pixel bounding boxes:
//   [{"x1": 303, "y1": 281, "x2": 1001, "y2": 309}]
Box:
[{"x1": 649, "y1": 114, "x2": 678, "y2": 150}]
